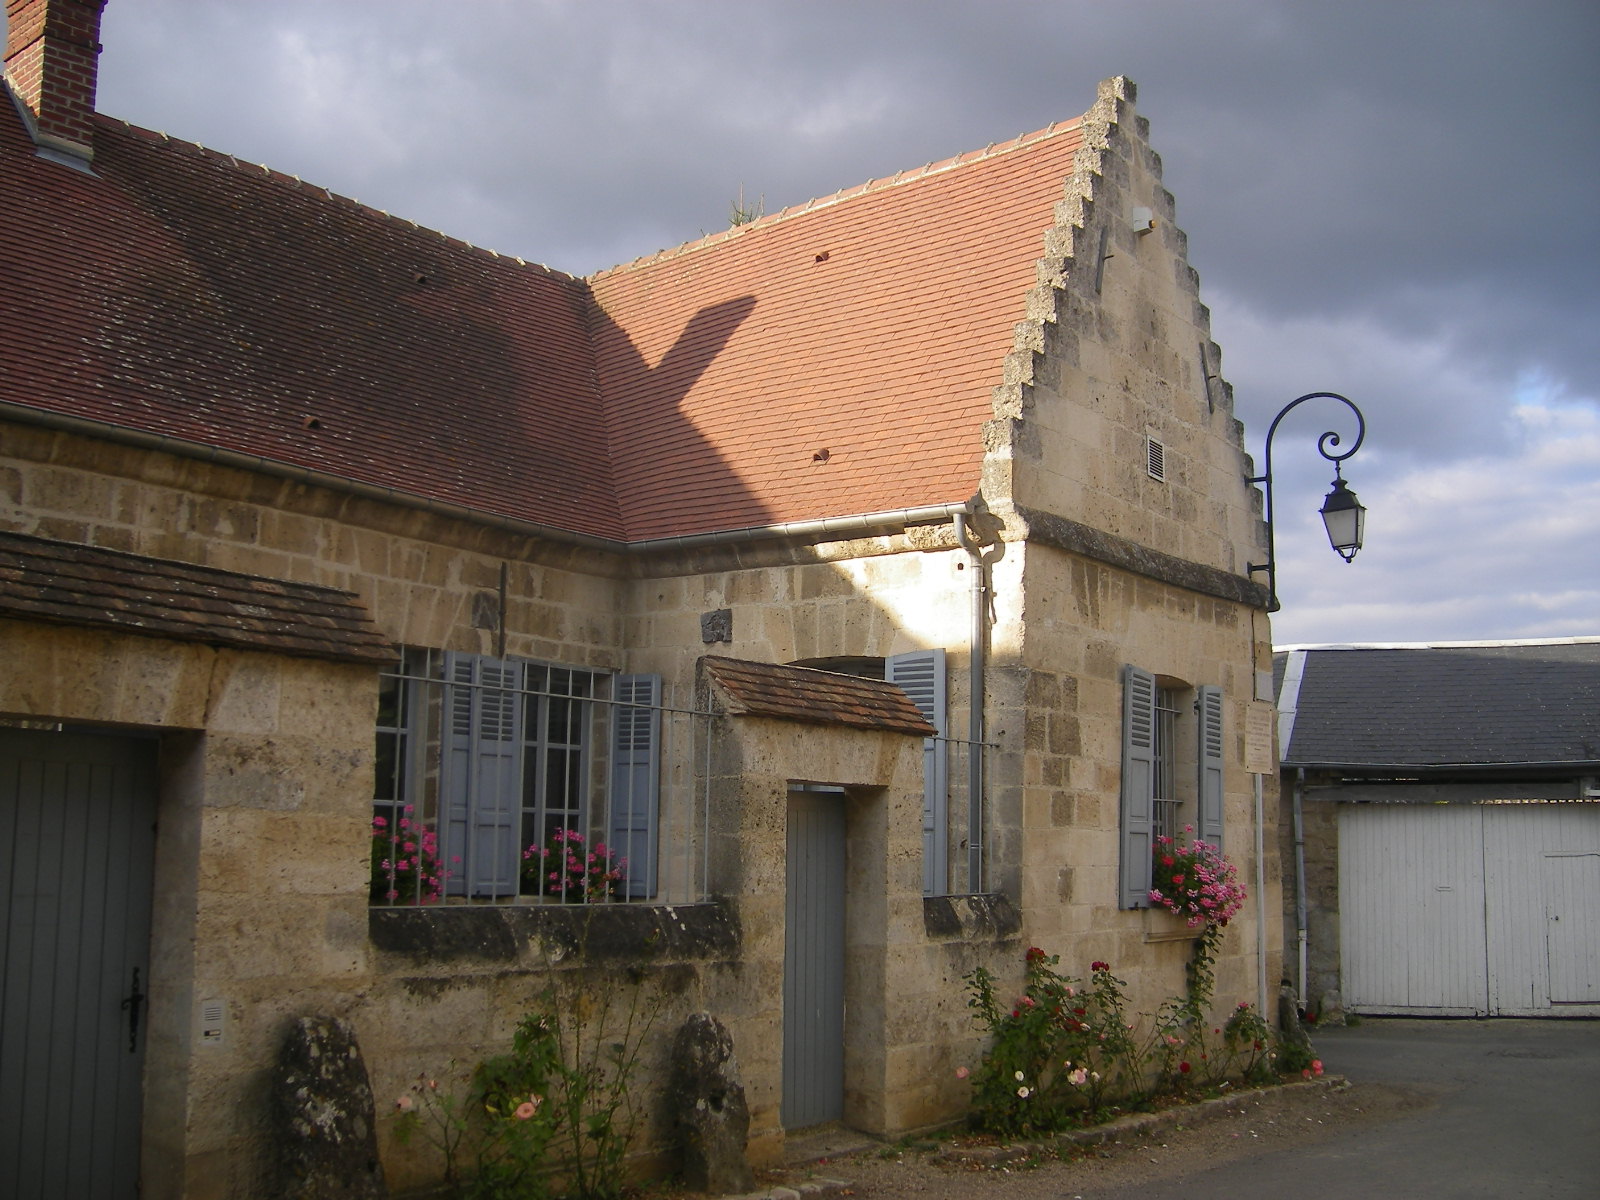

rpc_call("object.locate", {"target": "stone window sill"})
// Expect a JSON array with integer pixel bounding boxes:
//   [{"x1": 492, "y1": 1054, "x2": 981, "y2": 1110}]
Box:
[{"x1": 1141, "y1": 907, "x2": 1203, "y2": 943}]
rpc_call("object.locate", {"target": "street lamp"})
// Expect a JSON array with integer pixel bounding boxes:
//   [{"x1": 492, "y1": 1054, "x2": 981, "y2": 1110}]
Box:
[{"x1": 1246, "y1": 391, "x2": 1367, "y2": 612}]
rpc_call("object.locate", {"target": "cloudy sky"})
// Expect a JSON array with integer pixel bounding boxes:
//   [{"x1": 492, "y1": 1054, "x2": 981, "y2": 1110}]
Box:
[{"x1": 60, "y1": 1, "x2": 1600, "y2": 645}]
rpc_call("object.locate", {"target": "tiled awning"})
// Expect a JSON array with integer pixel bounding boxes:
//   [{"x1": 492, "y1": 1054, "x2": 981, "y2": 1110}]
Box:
[
  {"x1": 0, "y1": 530, "x2": 395, "y2": 665},
  {"x1": 701, "y1": 655, "x2": 934, "y2": 736}
]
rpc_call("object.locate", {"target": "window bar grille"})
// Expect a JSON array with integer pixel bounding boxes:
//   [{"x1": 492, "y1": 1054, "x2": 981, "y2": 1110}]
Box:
[{"x1": 375, "y1": 657, "x2": 989, "y2": 907}]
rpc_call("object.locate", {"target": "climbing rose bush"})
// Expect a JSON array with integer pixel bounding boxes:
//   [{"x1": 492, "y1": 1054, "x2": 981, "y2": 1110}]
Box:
[
  {"x1": 959, "y1": 949, "x2": 1140, "y2": 1134},
  {"x1": 1150, "y1": 831, "x2": 1246, "y2": 927},
  {"x1": 959, "y1": 949, "x2": 1317, "y2": 1136}
]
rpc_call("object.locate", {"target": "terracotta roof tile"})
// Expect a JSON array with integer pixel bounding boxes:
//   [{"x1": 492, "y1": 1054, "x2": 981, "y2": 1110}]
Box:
[
  {"x1": 590, "y1": 123, "x2": 1084, "y2": 539},
  {"x1": 702, "y1": 656, "x2": 935, "y2": 737},
  {"x1": 0, "y1": 530, "x2": 395, "y2": 664},
  {"x1": 4, "y1": 86, "x2": 1088, "y2": 544},
  {"x1": 1, "y1": 110, "x2": 623, "y2": 539}
]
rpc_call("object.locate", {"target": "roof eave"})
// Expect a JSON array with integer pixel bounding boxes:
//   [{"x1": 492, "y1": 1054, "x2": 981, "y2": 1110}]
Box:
[
  {"x1": 3, "y1": 401, "x2": 970, "y2": 554},
  {"x1": 1283, "y1": 759, "x2": 1600, "y2": 774}
]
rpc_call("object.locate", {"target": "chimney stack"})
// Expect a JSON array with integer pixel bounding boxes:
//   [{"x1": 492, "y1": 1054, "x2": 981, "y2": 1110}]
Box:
[{"x1": 4, "y1": 0, "x2": 107, "y2": 165}]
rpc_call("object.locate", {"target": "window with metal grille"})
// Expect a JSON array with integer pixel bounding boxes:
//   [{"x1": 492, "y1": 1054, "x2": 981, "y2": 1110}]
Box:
[
  {"x1": 1119, "y1": 666, "x2": 1226, "y2": 907},
  {"x1": 370, "y1": 650, "x2": 668, "y2": 905},
  {"x1": 1152, "y1": 686, "x2": 1182, "y2": 842}
]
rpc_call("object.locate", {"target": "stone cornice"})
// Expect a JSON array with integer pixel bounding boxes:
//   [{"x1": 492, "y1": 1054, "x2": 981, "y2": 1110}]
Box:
[{"x1": 1013, "y1": 505, "x2": 1269, "y2": 608}]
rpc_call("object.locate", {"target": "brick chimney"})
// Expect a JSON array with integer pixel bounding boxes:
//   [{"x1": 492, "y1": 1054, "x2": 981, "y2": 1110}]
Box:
[{"x1": 4, "y1": 0, "x2": 107, "y2": 165}]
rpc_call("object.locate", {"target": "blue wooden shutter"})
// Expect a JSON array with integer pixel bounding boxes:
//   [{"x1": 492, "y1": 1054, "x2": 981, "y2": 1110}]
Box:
[
  {"x1": 607, "y1": 674, "x2": 661, "y2": 898},
  {"x1": 1197, "y1": 684, "x2": 1225, "y2": 851},
  {"x1": 1119, "y1": 665, "x2": 1157, "y2": 908},
  {"x1": 887, "y1": 649, "x2": 948, "y2": 895},
  {"x1": 442, "y1": 652, "x2": 524, "y2": 897}
]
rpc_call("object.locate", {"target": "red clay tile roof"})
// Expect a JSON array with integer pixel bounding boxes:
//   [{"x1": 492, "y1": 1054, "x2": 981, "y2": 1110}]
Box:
[
  {"x1": 0, "y1": 529, "x2": 396, "y2": 664},
  {"x1": 0, "y1": 108, "x2": 623, "y2": 539},
  {"x1": 2, "y1": 84, "x2": 1086, "y2": 544},
  {"x1": 702, "y1": 656, "x2": 935, "y2": 737},
  {"x1": 590, "y1": 125, "x2": 1084, "y2": 540}
]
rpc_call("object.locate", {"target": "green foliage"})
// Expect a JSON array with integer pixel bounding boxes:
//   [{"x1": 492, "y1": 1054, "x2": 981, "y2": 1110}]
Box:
[
  {"x1": 394, "y1": 972, "x2": 662, "y2": 1199},
  {"x1": 961, "y1": 932, "x2": 1320, "y2": 1137},
  {"x1": 1220, "y1": 1000, "x2": 1276, "y2": 1085},
  {"x1": 549, "y1": 968, "x2": 663, "y2": 1200},
  {"x1": 728, "y1": 184, "x2": 764, "y2": 227},
  {"x1": 962, "y1": 950, "x2": 1148, "y2": 1134},
  {"x1": 393, "y1": 1032, "x2": 559, "y2": 1200}
]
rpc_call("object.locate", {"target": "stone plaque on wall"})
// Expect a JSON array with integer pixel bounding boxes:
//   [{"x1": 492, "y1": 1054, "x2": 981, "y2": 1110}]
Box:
[{"x1": 1245, "y1": 702, "x2": 1276, "y2": 775}]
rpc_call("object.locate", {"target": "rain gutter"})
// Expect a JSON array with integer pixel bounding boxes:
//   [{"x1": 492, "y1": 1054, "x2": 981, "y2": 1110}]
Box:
[
  {"x1": 953, "y1": 511, "x2": 989, "y2": 891},
  {"x1": 0, "y1": 404, "x2": 969, "y2": 554}
]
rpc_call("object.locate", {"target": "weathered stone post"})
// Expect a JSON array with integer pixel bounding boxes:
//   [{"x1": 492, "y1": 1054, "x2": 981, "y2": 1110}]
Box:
[
  {"x1": 272, "y1": 1015, "x2": 388, "y2": 1199},
  {"x1": 670, "y1": 1012, "x2": 755, "y2": 1195}
]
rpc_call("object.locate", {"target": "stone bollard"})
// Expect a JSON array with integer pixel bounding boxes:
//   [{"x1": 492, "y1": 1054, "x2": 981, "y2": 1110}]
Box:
[
  {"x1": 670, "y1": 1012, "x2": 755, "y2": 1196},
  {"x1": 272, "y1": 1015, "x2": 388, "y2": 1199},
  {"x1": 1277, "y1": 981, "x2": 1314, "y2": 1056}
]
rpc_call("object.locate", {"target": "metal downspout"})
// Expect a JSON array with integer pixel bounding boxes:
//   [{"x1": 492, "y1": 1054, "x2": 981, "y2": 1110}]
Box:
[
  {"x1": 1255, "y1": 772, "x2": 1268, "y2": 1017},
  {"x1": 1293, "y1": 767, "x2": 1309, "y2": 1006},
  {"x1": 953, "y1": 512, "x2": 987, "y2": 891}
]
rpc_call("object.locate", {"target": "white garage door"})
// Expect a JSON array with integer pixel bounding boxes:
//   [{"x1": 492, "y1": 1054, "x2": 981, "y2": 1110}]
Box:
[{"x1": 1339, "y1": 802, "x2": 1600, "y2": 1016}]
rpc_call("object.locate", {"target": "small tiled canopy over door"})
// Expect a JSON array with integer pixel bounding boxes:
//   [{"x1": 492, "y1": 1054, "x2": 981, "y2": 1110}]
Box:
[{"x1": 0, "y1": 729, "x2": 158, "y2": 1199}]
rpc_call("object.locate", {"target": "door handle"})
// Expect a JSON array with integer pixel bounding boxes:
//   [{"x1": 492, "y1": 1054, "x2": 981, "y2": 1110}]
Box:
[{"x1": 120, "y1": 967, "x2": 145, "y2": 1054}]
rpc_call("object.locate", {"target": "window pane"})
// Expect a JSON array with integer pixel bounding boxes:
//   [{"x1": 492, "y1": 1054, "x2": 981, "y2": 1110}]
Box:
[{"x1": 374, "y1": 730, "x2": 401, "y2": 802}]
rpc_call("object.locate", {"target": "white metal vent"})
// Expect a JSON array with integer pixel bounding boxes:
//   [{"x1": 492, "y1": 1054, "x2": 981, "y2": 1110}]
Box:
[{"x1": 1145, "y1": 435, "x2": 1167, "y2": 482}]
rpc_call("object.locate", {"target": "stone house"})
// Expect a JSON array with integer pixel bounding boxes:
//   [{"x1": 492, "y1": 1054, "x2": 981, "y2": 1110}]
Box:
[
  {"x1": 1276, "y1": 639, "x2": 1600, "y2": 1022},
  {"x1": 2, "y1": 1, "x2": 1284, "y2": 1195}
]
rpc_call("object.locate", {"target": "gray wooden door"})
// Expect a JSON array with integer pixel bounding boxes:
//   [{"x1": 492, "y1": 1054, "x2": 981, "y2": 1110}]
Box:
[
  {"x1": 1340, "y1": 802, "x2": 1600, "y2": 1016},
  {"x1": 1543, "y1": 853, "x2": 1600, "y2": 1005},
  {"x1": 782, "y1": 788, "x2": 846, "y2": 1129},
  {"x1": 1340, "y1": 803, "x2": 1489, "y2": 1014},
  {"x1": 1, "y1": 729, "x2": 158, "y2": 1199}
]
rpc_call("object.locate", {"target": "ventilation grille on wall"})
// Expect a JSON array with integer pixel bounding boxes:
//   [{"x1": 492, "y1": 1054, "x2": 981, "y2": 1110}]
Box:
[{"x1": 1145, "y1": 435, "x2": 1167, "y2": 482}]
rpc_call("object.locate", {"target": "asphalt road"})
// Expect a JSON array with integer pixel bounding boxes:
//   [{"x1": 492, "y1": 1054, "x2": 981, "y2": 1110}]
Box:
[{"x1": 1089, "y1": 1016, "x2": 1600, "y2": 1200}]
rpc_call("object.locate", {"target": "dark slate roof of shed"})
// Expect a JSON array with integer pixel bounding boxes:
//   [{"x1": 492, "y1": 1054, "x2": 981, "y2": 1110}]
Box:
[
  {"x1": 0, "y1": 530, "x2": 396, "y2": 665},
  {"x1": 1277, "y1": 641, "x2": 1600, "y2": 770},
  {"x1": 701, "y1": 656, "x2": 935, "y2": 736}
]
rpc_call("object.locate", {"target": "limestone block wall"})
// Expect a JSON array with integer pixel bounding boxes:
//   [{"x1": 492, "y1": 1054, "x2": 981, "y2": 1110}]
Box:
[
  {"x1": 1279, "y1": 784, "x2": 1343, "y2": 1019},
  {"x1": 363, "y1": 902, "x2": 743, "y2": 1193},
  {"x1": 625, "y1": 541, "x2": 986, "y2": 898},
  {"x1": 1, "y1": 420, "x2": 625, "y2": 667},
  {"x1": 905, "y1": 895, "x2": 1024, "y2": 1125},
  {"x1": 995, "y1": 541, "x2": 1282, "y2": 1022},
  {"x1": 983, "y1": 77, "x2": 1264, "y2": 582},
  {"x1": 623, "y1": 540, "x2": 973, "y2": 689},
  {"x1": 0, "y1": 621, "x2": 379, "y2": 1200}
]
